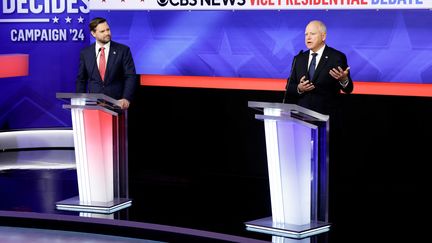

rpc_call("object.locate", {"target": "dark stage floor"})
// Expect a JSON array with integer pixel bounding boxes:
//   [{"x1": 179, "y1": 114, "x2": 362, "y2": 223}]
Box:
[{"x1": 0, "y1": 162, "x2": 328, "y2": 243}]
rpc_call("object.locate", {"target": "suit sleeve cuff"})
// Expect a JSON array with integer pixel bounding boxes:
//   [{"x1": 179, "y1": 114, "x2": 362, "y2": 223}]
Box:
[{"x1": 340, "y1": 79, "x2": 349, "y2": 88}]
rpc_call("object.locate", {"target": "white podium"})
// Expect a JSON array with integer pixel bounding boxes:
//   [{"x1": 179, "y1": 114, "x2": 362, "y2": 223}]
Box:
[
  {"x1": 245, "y1": 101, "x2": 331, "y2": 239},
  {"x1": 55, "y1": 93, "x2": 132, "y2": 214}
]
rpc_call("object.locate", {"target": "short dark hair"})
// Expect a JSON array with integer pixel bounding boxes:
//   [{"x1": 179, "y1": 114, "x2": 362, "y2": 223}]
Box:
[{"x1": 89, "y1": 17, "x2": 107, "y2": 32}]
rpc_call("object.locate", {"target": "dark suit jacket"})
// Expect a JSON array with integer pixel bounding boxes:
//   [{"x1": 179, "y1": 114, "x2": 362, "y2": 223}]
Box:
[
  {"x1": 286, "y1": 45, "x2": 354, "y2": 115},
  {"x1": 76, "y1": 41, "x2": 137, "y2": 101}
]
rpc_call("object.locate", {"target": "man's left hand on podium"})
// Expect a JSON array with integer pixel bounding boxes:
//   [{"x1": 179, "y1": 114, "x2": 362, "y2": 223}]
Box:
[{"x1": 118, "y1": 99, "x2": 130, "y2": 110}]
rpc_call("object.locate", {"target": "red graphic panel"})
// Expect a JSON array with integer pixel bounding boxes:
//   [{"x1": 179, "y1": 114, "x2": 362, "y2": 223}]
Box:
[
  {"x1": 141, "y1": 74, "x2": 432, "y2": 97},
  {"x1": 0, "y1": 54, "x2": 29, "y2": 78}
]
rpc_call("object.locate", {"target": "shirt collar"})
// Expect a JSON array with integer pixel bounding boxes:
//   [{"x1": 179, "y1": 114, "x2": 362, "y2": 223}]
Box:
[
  {"x1": 95, "y1": 41, "x2": 111, "y2": 53},
  {"x1": 311, "y1": 44, "x2": 325, "y2": 57}
]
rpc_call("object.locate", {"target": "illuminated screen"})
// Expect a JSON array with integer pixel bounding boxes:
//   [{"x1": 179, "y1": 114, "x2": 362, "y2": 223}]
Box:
[
  {"x1": 95, "y1": 10, "x2": 432, "y2": 84},
  {"x1": 1, "y1": 5, "x2": 431, "y2": 129}
]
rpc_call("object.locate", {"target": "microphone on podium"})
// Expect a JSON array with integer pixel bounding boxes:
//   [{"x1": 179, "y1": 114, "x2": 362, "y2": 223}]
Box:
[
  {"x1": 89, "y1": 47, "x2": 102, "y2": 82},
  {"x1": 283, "y1": 49, "x2": 303, "y2": 103}
]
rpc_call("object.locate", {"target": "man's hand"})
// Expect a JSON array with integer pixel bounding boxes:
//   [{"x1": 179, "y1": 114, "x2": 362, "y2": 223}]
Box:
[
  {"x1": 329, "y1": 66, "x2": 350, "y2": 82},
  {"x1": 118, "y1": 98, "x2": 130, "y2": 110},
  {"x1": 297, "y1": 75, "x2": 315, "y2": 93}
]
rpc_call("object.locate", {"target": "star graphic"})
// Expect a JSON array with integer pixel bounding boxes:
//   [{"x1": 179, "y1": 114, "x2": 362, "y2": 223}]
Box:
[
  {"x1": 52, "y1": 16, "x2": 59, "y2": 24},
  {"x1": 128, "y1": 15, "x2": 196, "y2": 74},
  {"x1": 65, "y1": 16, "x2": 72, "y2": 23},
  {"x1": 198, "y1": 31, "x2": 253, "y2": 77},
  {"x1": 77, "y1": 16, "x2": 84, "y2": 23},
  {"x1": 263, "y1": 22, "x2": 304, "y2": 75},
  {"x1": 353, "y1": 13, "x2": 432, "y2": 83},
  {"x1": 265, "y1": 27, "x2": 300, "y2": 56}
]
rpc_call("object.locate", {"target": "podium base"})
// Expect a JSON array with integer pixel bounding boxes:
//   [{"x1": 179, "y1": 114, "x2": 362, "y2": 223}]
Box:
[
  {"x1": 56, "y1": 196, "x2": 132, "y2": 214},
  {"x1": 245, "y1": 217, "x2": 330, "y2": 239}
]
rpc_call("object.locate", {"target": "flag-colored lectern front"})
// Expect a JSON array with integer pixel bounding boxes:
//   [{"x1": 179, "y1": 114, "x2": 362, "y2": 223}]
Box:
[
  {"x1": 56, "y1": 93, "x2": 132, "y2": 214},
  {"x1": 245, "y1": 101, "x2": 330, "y2": 239}
]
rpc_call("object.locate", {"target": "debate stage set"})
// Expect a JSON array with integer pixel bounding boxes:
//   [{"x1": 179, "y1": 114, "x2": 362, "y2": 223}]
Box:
[{"x1": 1, "y1": 1, "x2": 432, "y2": 242}]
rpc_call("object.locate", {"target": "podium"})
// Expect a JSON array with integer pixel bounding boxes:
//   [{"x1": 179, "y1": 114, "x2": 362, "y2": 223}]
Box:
[
  {"x1": 245, "y1": 101, "x2": 331, "y2": 239},
  {"x1": 55, "y1": 93, "x2": 132, "y2": 214}
]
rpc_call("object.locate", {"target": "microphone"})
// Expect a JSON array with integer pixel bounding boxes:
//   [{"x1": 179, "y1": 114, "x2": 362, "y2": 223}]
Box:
[
  {"x1": 89, "y1": 47, "x2": 102, "y2": 83},
  {"x1": 283, "y1": 49, "x2": 303, "y2": 103}
]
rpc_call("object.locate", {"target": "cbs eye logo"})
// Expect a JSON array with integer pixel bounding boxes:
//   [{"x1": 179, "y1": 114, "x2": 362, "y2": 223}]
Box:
[{"x1": 157, "y1": 0, "x2": 169, "y2": 6}]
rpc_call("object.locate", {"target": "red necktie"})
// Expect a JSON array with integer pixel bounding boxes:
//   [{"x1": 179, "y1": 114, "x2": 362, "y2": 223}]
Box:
[{"x1": 99, "y1": 47, "x2": 106, "y2": 81}]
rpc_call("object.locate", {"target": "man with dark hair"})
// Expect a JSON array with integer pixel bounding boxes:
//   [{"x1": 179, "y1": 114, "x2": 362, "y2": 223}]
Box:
[{"x1": 76, "y1": 17, "x2": 137, "y2": 109}]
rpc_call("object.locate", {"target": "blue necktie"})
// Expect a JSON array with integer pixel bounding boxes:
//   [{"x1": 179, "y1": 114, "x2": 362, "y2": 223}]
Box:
[{"x1": 309, "y1": 52, "x2": 318, "y2": 80}]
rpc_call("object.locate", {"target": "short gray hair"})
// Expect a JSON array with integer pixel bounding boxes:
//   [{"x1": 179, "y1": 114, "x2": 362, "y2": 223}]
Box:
[{"x1": 309, "y1": 20, "x2": 327, "y2": 34}]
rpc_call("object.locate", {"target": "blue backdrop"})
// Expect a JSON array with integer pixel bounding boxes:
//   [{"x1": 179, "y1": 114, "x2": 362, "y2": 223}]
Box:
[
  {"x1": 1, "y1": 6, "x2": 432, "y2": 129},
  {"x1": 1, "y1": 0, "x2": 89, "y2": 129},
  {"x1": 100, "y1": 10, "x2": 432, "y2": 83}
]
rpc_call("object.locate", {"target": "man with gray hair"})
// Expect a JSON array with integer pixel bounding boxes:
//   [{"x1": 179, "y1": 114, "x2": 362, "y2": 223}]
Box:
[{"x1": 286, "y1": 20, "x2": 353, "y2": 115}]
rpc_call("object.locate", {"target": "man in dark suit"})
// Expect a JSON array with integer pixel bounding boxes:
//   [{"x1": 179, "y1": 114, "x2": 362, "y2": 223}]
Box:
[
  {"x1": 76, "y1": 17, "x2": 137, "y2": 110},
  {"x1": 286, "y1": 20, "x2": 354, "y2": 228},
  {"x1": 286, "y1": 20, "x2": 353, "y2": 116}
]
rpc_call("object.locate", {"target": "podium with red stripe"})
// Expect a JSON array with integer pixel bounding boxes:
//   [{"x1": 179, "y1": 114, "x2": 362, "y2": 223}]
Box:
[{"x1": 55, "y1": 93, "x2": 131, "y2": 214}]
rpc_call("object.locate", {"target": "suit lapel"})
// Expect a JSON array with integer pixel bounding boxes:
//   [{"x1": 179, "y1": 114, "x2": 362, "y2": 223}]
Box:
[
  {"x1": 105, "y1": 42, "x2": 118, "y2": 83},
  {"x1": 87, "y1": 44, "x2": 102, "y2": 81},
  {"x1": 312, "y1": 46, "x2": 330, "y2": 82}
]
